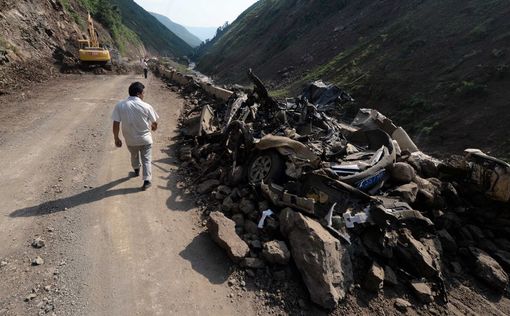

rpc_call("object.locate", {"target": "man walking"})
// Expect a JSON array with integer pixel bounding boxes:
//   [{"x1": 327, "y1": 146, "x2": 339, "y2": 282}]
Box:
[
  {"x1": 112, "y1": 82, "x2": 159, "y2": 190},
  {"x1": 141, "y1": 58, "x2": 148, "y2": 79}
]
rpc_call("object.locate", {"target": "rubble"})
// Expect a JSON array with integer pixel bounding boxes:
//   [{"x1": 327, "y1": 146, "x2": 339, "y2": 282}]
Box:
[
  {"x1": 32, "y1": 237, "x2": 46, "y2": 249},
  {"x1": 165, "y1": 65, "x2": 510, "y2": 311}
]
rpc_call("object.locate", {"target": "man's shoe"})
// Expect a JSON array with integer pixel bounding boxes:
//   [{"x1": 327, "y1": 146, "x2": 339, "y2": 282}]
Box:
[
  {"x1": 141, "y1": 180, "x2": 152, "y2": 191},
  {"x1": 131, "y1": 169, "x2": 140, "y2": 177}
]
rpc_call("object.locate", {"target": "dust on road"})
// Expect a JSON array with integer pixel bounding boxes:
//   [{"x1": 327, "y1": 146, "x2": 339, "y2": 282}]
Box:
[{"x1": 0, "y1": 74, "x2": 256, "y2": 315}]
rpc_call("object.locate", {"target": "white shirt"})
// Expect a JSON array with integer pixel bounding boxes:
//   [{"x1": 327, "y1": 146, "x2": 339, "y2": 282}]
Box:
[{"x1": 112, "y1": 96, "x2": 159, "y2": 146}]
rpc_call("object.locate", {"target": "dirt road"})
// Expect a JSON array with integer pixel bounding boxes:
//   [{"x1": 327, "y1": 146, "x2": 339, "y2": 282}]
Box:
[{"x1": 0, "y1": 74, "x2": 257, "y2": 315}]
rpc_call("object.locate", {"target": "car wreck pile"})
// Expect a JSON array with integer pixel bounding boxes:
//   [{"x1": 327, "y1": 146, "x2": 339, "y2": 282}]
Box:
[{"x1": 173, "y1": 70, "x2": 510, "y2": 310}]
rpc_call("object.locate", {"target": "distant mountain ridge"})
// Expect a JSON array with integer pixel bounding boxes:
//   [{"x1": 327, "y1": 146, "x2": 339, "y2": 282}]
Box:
[
  {"x1": 150, "y1": 12, "x2": 202, "y2": 47},
  {"x1": 185, "y1": 26, "x2": 218, "y2": 41}
]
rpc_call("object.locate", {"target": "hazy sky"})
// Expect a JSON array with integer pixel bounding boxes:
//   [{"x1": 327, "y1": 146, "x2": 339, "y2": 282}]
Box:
[{"x1": 134, "y1": 0, "x2": 258, "y2": 27}]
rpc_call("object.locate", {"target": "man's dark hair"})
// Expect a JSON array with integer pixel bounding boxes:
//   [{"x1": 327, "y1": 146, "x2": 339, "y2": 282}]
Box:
[{"x1": 129, "y1": 82, "x2": 145, "y2": 97}]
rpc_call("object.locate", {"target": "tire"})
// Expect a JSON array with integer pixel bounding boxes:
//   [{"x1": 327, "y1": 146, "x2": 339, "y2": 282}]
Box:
[{"x1": 247, "y1": 150, "x2": 285, "y2": 184}]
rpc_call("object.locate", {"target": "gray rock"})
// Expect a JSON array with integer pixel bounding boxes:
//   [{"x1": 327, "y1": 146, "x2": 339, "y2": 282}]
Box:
[
  {"x1": 207, "y1": 212, "x2": 249, "y2": 263},
  {"x1": 197, "y1": 179, "x2": 220, "y2": 194},
  {"x1": 241, "y1": 258, "x2": 265, "y2": 269},
  {"x1": 363, "y1": 262, "x2": 384, "y2": 292},
  {"x1": 231, "y1": 214, "x2": 245, "y2": 227},
  {"x1": 390, "y1": 162, "x2": 416, "y2": 183},
  {"x1": 410, "y1": 281, "x2": 433, "y2": 303},
  {"x1": 397, "y1": 229, "x2": 438, "y2": 278},
  {"x1": 451, "y1": 261, "x2": 462, "y2": 273},
  {"x1": 221, "y1": 196, "x2": 237, "y2": 213},
  {"x1": 244, "y1": 220, "x2": 259, "y2": 235},
  {"x1": 239, "y1": 198, "x2": 256, "y2": 215},
  {"x1": 437, "y1": 229, "x2": 458, "y2": 255},
  {"x1": 215, "y1": 185, "x2": 232, "y2": 200},
  {"x1": 384, "y1": 266, "x2": 399, "y2": 286},
  {"x1": 393, "y1": 183, "x2": 418, "y2": 204},
  {"x1": 262, "y1": 240, "x2": 291, "y2": 265},
  {"x1": 32, "y1": 256, "x2": 44, "y2": 266},
  {"x1": 280, "y1": 208, "x2": 353, "y2": 309},
  {"x1": 394, "y1": 298, "x2": 412, "y2": 312},
  {"x1": 250, "y1": 240, "x2": 262, "y2": 249},
  {"x1": 0, "y1": 261, "x2": 7, "y2": 267},
  {"x1": 493, "y1": 250, "x2": 510, "y2": 272},
  {"x1": 32, "y1": 237, "x2": 46, "y2": 249},
  {"x1": 468, "y1": 247, "x2": 508, "y2": 292}
]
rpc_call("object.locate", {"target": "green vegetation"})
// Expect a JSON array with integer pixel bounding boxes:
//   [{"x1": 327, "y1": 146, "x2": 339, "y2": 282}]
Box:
[{"x1": 454, "y1": 81, "x2": 488, "y2": 97}]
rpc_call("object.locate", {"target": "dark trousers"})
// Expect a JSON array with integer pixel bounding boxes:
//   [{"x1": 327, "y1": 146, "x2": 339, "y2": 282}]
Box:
[{"x1": 144, "y1": 68, "x2": 148, "y2": 78}]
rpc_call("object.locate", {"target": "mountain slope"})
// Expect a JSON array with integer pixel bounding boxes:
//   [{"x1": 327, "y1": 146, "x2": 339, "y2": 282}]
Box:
[
  {"x1": 196, "y1": 0, "x2": 510, "y2": 156},
  {"x1": 150, "y1": 12, "x2": 202, "y2": 47},
  {"x1": 110, "y1": 0, "x2": 193, "y2": 58}
]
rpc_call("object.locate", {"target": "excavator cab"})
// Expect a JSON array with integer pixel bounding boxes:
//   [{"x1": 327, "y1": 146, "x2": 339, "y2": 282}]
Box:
[{"x1": 78, "y1": 14, "x2": 111, "y2": 68}]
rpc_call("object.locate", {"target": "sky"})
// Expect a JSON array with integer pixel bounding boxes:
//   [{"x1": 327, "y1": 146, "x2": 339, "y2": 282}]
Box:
[{"x1": 133, "y1": 0, "x2": 258, "y2": 27}]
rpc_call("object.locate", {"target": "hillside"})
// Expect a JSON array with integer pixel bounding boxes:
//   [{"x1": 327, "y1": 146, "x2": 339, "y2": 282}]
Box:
[
  {"x1": 151, "y1": 12, "x2": 202, "y2": 47},
  {"x1": 196, "y1": 0, "x2": 510, "y2": 157},
  {"x1": 111, "y1": 0, "x2": 193, "y2": 58}
]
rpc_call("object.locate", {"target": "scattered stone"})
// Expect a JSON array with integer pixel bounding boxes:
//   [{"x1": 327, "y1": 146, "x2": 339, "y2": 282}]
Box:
[
  {"x1": 394, "y1": 298, "x2": 412, "y2": 312},
  {"x1": 410, "y1": 281, "x2": 433, "y2": 303},
  {"x1": 468, "y1": 247, "x2": 509, "y2": 292},
  {"x1": 262, "y1": 240, "x2": 291, "y2": 265},
  {"x1": 32, "y1": 237, "x2": 45, "y2": 249},
  {"x1": 215, "y1": 185, "x2": 232, "y2": 200},
  {"x1": 363, "y1": 262, "x2": 385, "y2": 292},
  {"x1": 384, "y1": 265, "x2": 399, "y2": 286},
  {"x1": 397, "y1": 229, "x2": 438, "y2": 278},
  {"x1": 437, "y1": 229, "x2": 458, "y2": 255},
  {"x1": 231, "y1": 214, "x2": 245, "y2": 227},
  {"x1": 244, "y1": 220, "x2": 259, "y2": 235},
  {"x1": 44, "y1": 285, "x2": 51, "y2": 292},
  {"x1": 239, "y1": 198, "x2": 256, "y2": 215},
  {"x1": 0, "y1": 260, "x2": 7, "y2": 267},
  {"x1": 207, "y1": 212, "x2": 249, "y2": 263},
  {"x1": 250, "y1": 240, "x2": 262, "y2": 249},
  {"x1": 241, "y1": 257, "x2": 265, "y2": 269},
  {"x1": 450, "y1": 262, "x2": 462, "y2": 274},
  {"x1": 24, "y1": 293, "x2": 37, "y2": 302},
  {"x1": 246, "y1": 269, "x2": 256, "y2": 278},
  {"x1": 32, "y1": 256, "x2": 44, "y2": 266},
  {"x1": 222, "y1": 196, "x2": 236, "y2": 212},
  {"x1": 280, "y1": 208, "x2": 353, "y2": 309},
  {"x1": 197, "y1": 179, "x2": 220, "y2": 194},
  {"x1": 390, "y1": 162, "x2": 416, "y2": 183}
]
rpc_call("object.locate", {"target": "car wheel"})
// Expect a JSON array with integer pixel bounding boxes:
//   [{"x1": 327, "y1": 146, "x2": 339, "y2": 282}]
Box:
[{"x1": 248, "y1": 150, "x2": 284, "y2": 184}]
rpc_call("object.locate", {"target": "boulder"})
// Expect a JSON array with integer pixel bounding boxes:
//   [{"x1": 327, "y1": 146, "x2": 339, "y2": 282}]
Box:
[
  {"x1": 384, "y1": 266, "x2": 399, "y2": 286},
  {"x1": 197, "y1": 179, "x2": 220, "y2": 194},
  {"x1": 363, "y1": 262, "x2": 385, "y2": 292},
  {"x1": 207, "y1": 212, "x2": 249, "y2": 263},
  {"x1": 437, "y1": 229, "x2": 458, "y2": 255},
  {"x1": 410, "y1": 281, "x2": 433, "y2": 303},
  {"x1": 239, "y1": 198, "x2": 256, "y2": 215},
  {"x1": 390, "y1": 162, "x2": 416, "y2": 183},
  {"x1": 280, "y1": 208, "x2": 353, "y2": 309},
  {"x1": 468, "y1": 247, "x2": 509, "y2": 292},
  {"x1": 397, "y1": 229, "x2": 438, "y2": 278},
  {"x1": 262, "y1": 240, "x2": 291, "y2": 265}
]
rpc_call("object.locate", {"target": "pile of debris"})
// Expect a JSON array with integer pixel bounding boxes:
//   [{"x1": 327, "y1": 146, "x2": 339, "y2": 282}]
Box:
[{"x1": 171, "y1": 68, "x2": 510, "y2": 310}]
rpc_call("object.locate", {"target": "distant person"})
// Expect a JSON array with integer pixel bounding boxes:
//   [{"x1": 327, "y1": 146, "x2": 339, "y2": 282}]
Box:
[
  {"x1": 112, "y1": 82, "x2": 159, "y2": 190},
  {"x1": 141, "y1": 58, "x2": 148, "y2": 79}
]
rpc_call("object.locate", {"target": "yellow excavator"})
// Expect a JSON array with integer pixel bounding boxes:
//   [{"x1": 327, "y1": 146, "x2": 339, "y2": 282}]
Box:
[{"x1": 77, "y1": 13, "x2": 111, "y2": 69}]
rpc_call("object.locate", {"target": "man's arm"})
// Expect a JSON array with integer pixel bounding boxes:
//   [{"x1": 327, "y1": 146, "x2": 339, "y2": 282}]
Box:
[{"x1": 113, "y1": 121, "x2": 122, "y2": 147}]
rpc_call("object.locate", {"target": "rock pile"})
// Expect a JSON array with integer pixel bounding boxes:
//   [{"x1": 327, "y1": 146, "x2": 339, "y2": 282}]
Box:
[{"x1": 163, "y1": 66, "x2": 510, "y2": 310}]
